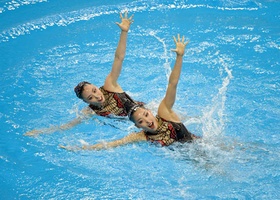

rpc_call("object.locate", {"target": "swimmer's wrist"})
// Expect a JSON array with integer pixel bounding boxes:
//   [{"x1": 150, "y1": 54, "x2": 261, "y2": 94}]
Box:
[
  {"x1": 85, "y1": 142, "x2": 107, "y2": 150},
  {"x1": 58, "y1": 125, "x2": 67, "y2": 130},
  {"x1": 100, "y1": 142, "x2": 108, "y2": 149}
]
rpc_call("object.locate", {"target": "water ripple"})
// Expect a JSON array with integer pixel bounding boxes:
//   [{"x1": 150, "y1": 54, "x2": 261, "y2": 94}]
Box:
[{"x1": 0, "y1": 0, "x2": 260, "y2": 43}]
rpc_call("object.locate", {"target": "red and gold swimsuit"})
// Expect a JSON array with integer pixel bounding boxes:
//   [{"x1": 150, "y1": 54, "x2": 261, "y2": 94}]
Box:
[
  {"x1": 89, "y1": 86, "x2": 143, "y2": 117},
  {"x1": 145, "y1": 116, "x2": 196, "y2": 146}
]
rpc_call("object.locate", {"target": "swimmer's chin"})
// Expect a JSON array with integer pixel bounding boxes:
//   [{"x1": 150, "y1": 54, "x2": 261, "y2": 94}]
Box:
[
  {"x1": 99, "y1": 96, "x2": 105, "y2": 103},
  {"x1": 142, "y1": 126, "x2": 157, "y2": 133}
]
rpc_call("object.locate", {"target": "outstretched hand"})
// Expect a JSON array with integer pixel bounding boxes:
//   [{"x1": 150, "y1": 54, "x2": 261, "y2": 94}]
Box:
[
  {"x1": 59, "y1": 140, "x2": 105, "y2": 151},
  {"x1": 171, "y1": 34, "x2": 189, "y2": 56},
  {"x1": 116, "y1": 11, "x2": 134, "y2": 32}
]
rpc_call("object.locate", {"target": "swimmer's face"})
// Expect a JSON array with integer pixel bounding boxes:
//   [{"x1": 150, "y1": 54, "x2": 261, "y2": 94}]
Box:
[
  {"x1": 81, "y1": 84, "x2": 105, "y2": 105},
  {"x1": 132, "y1": 107, "x2": 158, "y2": 132}
]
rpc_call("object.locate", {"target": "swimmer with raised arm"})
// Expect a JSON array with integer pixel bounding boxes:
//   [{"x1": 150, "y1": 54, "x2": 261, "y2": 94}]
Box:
[
  {"x1": 60, "y1": 34, "x2": 199, "y2": 150},
  {"x1": 25, "y1": 11, "x2": 143, "y2": 136}
]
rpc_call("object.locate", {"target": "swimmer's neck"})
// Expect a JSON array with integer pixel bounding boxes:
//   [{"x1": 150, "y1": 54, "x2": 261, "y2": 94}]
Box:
[{"x1": 90, "y1": 101, "x2": 104, "y2": 108}]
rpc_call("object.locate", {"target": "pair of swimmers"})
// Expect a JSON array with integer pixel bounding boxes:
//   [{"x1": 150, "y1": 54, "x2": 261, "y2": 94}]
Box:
[{"x1": 25, "y1": 11, "x2": 199, "y2": 150}]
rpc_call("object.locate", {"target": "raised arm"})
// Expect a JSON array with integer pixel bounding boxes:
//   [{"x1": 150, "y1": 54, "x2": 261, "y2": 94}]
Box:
[
  {"x1": 24, "y1": 107, "x2": 95, "y2": 136},
  {"x1": 158, "y1": 34, "x2": 189, "y2": 121},
  {"x1": 103, "y1": 11, "x2": 134, "y2": 92},
  {"x1": 60, "y1": 131, "x2": 146, "y2": 151}
]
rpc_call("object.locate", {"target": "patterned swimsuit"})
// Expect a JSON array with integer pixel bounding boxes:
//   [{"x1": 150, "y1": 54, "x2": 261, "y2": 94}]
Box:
[
  {"x1": 89, "y1": 86, "x2": 143, "y2": 117},
  {"x1": 145, "y1": 116, "x2": 195, "y2": 146}
]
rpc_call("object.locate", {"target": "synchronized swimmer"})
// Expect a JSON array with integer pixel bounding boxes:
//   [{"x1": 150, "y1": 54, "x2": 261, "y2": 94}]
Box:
[{"x1": 24, "y1": 11, "x2": 143, "y2": 137}]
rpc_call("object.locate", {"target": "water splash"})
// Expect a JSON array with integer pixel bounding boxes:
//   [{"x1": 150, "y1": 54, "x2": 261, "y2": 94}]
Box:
[
  {"x1": 161, "y1": 55, "x2": 234, "y2": 175},
  {"x1": 146, "y1": 29, "x2": 235, "y2": 139},
  {"x1": 149, "y1": 31, "x2": 171, "y2": 80},
  {"x1": 149, "y1": 28, "x2": 235, "y2": 140},
  {"x1": 201, "y1": 57, "x2": 233, "y2": 138}
]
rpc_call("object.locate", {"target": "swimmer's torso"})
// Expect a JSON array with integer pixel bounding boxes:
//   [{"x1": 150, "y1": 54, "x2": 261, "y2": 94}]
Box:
[
  {"x1": 89, "y1": 86, "x2": 143, "y2": 117},
  {"x1": 144, "y1": 115, "x2": 194, "y2": 146}
]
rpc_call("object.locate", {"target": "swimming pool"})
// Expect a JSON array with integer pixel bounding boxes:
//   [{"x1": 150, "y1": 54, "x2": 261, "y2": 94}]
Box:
[{"x1": 1, "y1": 0, "x2": 279, "y2": 199}]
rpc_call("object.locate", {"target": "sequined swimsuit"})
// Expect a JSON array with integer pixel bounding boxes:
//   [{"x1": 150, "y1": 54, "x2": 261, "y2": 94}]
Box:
[
  {"x1": 144, "y1": 116, "x2": 195, "y2": 146},
  {"x1": 89, "y1": 86, "x2": 143, "y2": 117}
]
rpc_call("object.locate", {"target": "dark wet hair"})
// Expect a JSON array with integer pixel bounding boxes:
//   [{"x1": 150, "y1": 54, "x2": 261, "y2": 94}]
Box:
[
  {"x1": 128, "y1": 104, "x2": 141, "y2": 122},
  {"x1": 74, "y1": 81, "x2": 91, "y2": 99},
  {"x1": 124, "y1": 100, "x2": 142, "y2": 122}
]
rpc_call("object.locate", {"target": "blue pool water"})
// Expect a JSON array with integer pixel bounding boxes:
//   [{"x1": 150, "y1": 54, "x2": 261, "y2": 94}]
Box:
[{"x1": 1, "y1": 0, "x2": 279, "y2": 199}]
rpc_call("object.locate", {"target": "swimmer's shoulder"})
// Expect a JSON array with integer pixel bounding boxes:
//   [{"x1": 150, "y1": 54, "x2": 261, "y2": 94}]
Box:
[
  {"x1": 82, "y1": 106, "x2": 96, "y2": 116},
  {"x1": 125, "y1": 131, "x2": 147, "y2": 142}
]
